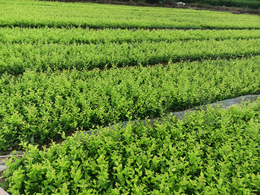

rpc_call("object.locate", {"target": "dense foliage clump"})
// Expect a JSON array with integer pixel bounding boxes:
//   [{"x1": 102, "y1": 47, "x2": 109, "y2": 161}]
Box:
[
  {"x1": 2, "y1": 38, "x2": 260, "y2": 75},
  {"x1": 1, "y1": 0, "x2": 260, "y2": 194},
  {"x1": 1, "y1": 0, "x2": 260, "y2": 29},
  {"x1": 4, "y1": 100, "x2": 260, "y2": 194},
  {"x1": 39, "y1": 0, "x2": 260, "y2": 10},
  {"x1": 1, "y1": 56, "x2": 260, "y2": 151}
]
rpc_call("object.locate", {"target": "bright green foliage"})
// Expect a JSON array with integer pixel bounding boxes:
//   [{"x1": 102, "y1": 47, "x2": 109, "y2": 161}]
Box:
[
  {"x1": 1, "y1": 0, "x2": 260, "y2": 29},
  {"x1": 1, "y1": 28, "x2": 260, "y2": 44},
  {"x1": 1, "y1": 0, "x2": 260, "y2": 193},
  {"x1": 1, "y1": 56, "x2": 260, "y2": 151},
  {"x1": 42, "y1": 0, "x2": 260, "y2": 9},
  {"x1": 4, "y1": 100, "x2": 260, "y2": 194},
  {"x1": 2, "y1": 38, "x2": 260, "y2": 75}
]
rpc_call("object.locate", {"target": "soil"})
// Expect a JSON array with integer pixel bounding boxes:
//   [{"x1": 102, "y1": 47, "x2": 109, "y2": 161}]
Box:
[{"x1": 0, "y1": 157, "x2": 7, "y2": 192}]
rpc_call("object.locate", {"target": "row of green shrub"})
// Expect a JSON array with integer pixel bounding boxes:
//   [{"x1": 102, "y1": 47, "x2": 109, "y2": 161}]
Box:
[
  {"x1": 2, "y1": 38, "x2": 260, "y2": 75},
  {"x1": 1, "y1": 0, "x2": 260, "y2": 29},
  {"x1": 39, "y1": 0, "x2": 260, "y2": 9},
  {"x1": 1, "y1": 56, "x2": 260, "y2": 151},
  {"x1": 4, "y1": 98, "x2": 260, "y2": 194},
  {"x1": 2, "y1": 28, "x2": 260, "y2": 45}
]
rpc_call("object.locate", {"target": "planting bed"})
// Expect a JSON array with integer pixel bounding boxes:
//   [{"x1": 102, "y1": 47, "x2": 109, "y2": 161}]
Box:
[
  {"x1": 4, "y1": 100, "x2": 260, "y2": 194},
  {"x1": 1, "y1": 0, "x2": 260, "y2": 194},
  {"x1": 2, "y1": 57, "x2": 260, "y2": 151}
]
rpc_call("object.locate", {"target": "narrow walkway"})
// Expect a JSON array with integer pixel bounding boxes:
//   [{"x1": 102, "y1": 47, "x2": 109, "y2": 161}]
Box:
[{"x1": 81, "y1": 94, "x2": 260, "y2": 136}]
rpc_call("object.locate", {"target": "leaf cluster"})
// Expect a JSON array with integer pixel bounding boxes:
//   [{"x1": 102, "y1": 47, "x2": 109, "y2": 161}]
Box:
[
  {"x1": 4, "y1": 99, "x2": 260, "y2": 194},
  {"x1": 1, "y1": 0, "x2": 260, "y2": 29},
  {"x1": 1, "y1": 56, "x2": 260, "y2": 151},
  {"x1": 1, "y1": 28, "x2": 260, "y2": 45},
  {"x1": 2, "y1": 38, "x2": 260, "y2": 75}
]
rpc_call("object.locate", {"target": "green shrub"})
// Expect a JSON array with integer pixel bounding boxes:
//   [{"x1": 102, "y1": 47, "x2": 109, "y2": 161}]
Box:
[
  {"x1": 158, "y1": 0, "x2": 163, "y2": 6},
  {"x1": 4, "y1": 100, "x2": 260, "y2": 194},
  {"x1": 2, "y1": 38, "x2": 260, "y2": 75},
  {"x1": 2, "y1": 56, "x2": 260, "y2": 151},
  {"x1": 1, "y1": 0, "x2": 260, "y2": 29}
]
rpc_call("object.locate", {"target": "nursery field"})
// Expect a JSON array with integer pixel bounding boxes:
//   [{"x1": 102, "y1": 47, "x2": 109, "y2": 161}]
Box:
[
  {"x1": 2, "y1": 56, "x2": 260, "y2": 152},
  {"x1": 1, "y1": 0, "x2": 260, "y2": 194},
  {"x1": 1, "y1": 0, "x2": 260, "y2": 29}
]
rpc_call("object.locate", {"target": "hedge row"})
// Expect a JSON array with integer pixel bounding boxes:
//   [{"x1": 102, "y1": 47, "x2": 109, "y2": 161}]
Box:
[
  {"x1": 1, "y1": 0, "x2": 260, "y2": 29},
  {"x1": 1, "y1": 56, "x2": 260, "y2": 151},
  {"x1": 2, "y1": 38, "x2": 260, "y2": 75},
  {"x1": 4, "y1": 98, "x2": 260, "y2": 194}
]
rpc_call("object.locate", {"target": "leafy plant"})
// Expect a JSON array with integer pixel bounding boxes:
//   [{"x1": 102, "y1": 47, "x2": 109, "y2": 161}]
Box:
[
  {"x1": 2, "y1": 38, "x2": 260, "y2": 75},
  {"x1": 1, "y1": 56, "x2": 260, "y2": 150},
  {"x1": 1, "y1": 0, "x2": 260, "y2": 29},
  {"x1": 3, "y1": 100, "x2": 260, "y2": 194}
]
